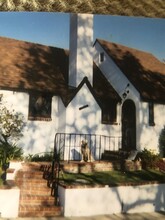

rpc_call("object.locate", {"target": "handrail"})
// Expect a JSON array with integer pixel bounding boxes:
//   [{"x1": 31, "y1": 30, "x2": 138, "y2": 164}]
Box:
[
  {"x1": 54, "y1": 132, "x2": 121, "y2": 161},
  {"x1": 51, "y1": 132, "x2": 121, "y2": 204}
]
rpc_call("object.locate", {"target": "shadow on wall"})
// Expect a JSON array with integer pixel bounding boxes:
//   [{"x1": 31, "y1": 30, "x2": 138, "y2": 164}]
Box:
[
  {"x1": 20, "y1": 120, "x2": 55, "y2": 155},
  {"x1": 110, "y1": 183, "x2": 165, "y2": 213}
]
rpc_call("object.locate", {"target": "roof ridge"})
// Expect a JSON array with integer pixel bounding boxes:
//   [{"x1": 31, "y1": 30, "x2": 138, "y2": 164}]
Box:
[
  {"x1": 0, "y1": 35, "x2": 68, "y2": 51},
  {"x1": 96, "y1": 38, "x2": 160, "y2": 60}
]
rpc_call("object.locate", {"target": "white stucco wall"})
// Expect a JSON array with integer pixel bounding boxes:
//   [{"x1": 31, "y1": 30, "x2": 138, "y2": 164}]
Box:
[
  {"x1": 0, "y1": 188, "x2": 20, "y2": 218},
  {"x1": 57, "y1": 97, "x2": 67, "y2": 133},
  {"x1": 58, "y1": 184, "x2": 165, "y2": 217},
  {"x1": 65, "y1": 83, "x2": 121, "y2": 138},
  {"x1": 138, "y1": 102, "x2": 165, "y2": 152},
  {"x1": 0, "y1": 162, "x2": 22, "y2": 218},
  {"x1": 0, "y1": 90, "x2": 58, "y2": 155},
  {"x1": 0, "y1": 87, "x2": 121, "y2": 158},
  {"x1": 66, "y1": 84, "x2": 101, "y2": 134}
]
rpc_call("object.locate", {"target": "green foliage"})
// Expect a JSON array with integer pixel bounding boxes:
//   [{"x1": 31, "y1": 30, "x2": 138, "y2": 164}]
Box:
[
  {"x1": 156, "y1": 159, "x2": 165, "y2": 172},
  {"x1": 0, "y1": 143, "x2": 23, "y2": 167},
  {"x1": 25, "y1": 151, "x2": 53, "y2": 162},
  {"x1": 0, "y1": 106, "x2": 25, "y2": 140},
  {"x1": 139, "y1": 148, "x2": 161, "y2": 169},
  {"x1": 159, "y1": 126, "x2": 165, "y2": 157},
  {"x1": 0, "y1": 166, "x2": 3, "y2": 186},
  {"x1": 0, "y1": 104, "x2": 25, "y2": 167}
]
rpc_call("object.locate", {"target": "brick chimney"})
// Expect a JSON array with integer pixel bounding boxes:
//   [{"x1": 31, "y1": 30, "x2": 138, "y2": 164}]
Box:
[{"x1": 69, "y1": 13, "x2": 94, "y2": 87}]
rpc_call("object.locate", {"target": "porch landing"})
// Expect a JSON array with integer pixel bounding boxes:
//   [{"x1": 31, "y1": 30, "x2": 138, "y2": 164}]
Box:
[{"x1": 60, "y1": 159, "x2": 142, "y2": 173}]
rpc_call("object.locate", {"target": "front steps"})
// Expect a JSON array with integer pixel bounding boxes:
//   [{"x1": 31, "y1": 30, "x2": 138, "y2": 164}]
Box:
[{"x1": 15, "y1": 162, "x2": 62, "y2": 218}]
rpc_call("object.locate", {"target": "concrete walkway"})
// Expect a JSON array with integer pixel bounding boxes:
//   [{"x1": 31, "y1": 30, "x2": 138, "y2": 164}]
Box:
[{"x1": 2, "y1": 212, "x2": 165, "y2": 220}]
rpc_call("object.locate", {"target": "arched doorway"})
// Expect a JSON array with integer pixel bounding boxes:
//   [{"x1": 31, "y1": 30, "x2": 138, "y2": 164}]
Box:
[{"x1": 122, "y1": 100, "x2": 136, "y2": 151}]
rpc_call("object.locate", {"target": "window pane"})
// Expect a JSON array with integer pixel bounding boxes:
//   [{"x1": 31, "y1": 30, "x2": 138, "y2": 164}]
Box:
[
  {"x1": 149, "y1": 102, "x2": 155, "y2": 126},
  {"x1": 102, "y1": 102, "x2": 117, "y2": 124},
  {"x1": 28, "y1": 93, "x2": 52, "y2": 121}
]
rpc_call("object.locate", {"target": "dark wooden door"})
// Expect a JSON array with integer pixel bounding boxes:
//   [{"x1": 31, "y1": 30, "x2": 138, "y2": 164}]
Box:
[{"x1": 122, "y1": 100, "x2": 136, "y2": 151}]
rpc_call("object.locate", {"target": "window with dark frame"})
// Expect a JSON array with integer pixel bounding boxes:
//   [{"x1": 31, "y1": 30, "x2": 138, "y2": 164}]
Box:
[
  {"x1": 100, "y1": 52, "x2": 104, "y2": 62},
  {"x1": 102, "y1": 103, "x2": 117, "y2": 125},
  {"x1": 149, "y1": 102, "x2": 155, "y2": 126},
  {"x1": 28, "y1": 93, "x2": 52, "y2": 121}
]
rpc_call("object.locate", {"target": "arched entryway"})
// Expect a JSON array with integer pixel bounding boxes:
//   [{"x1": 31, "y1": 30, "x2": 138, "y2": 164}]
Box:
[{"x1": 122, "y1": 99, "x2": 136, "y2": 151}]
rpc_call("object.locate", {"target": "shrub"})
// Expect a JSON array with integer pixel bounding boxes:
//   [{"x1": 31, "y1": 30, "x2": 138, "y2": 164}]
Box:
[
  {"x1": 156, "y1": 159, "x2": 165, "y2": 172},
  {"x1": 0, "y1": 104, "x2": 25, "y2": 167},
  {"x1": 139, "y1": 148, "x2": 161, "y2": 169},
  {"x1": 159, "y1": 126, "x2": 165, "y2": 157},
  {"x1": 0, "y1": 143, "x2": 23, "y2": 167},
  {"x1": 25, "y1": 151, "x2": 53, "y2": 162}
]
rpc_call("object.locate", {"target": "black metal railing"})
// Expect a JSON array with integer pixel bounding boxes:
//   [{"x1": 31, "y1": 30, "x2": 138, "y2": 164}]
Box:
[
  {"x1": 50, "y1": 132, "x2": 121, "y2": 204},
  {"x1": 53, "y1": 133, "x2": 121, "y2": 162}
]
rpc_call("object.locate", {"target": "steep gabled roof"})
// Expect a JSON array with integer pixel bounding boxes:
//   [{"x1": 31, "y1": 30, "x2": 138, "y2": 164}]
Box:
[
  {"x1": 0, "y1": 36, "x2": 69, "y2": 95},
  {"x1": 60, "y1": 64, "x2": 121, "y2": 107},
  {"x1": 1, "y1": 36, "x2": 164, "y2": 105},
  {"x1": 96, "y1": 39, "x2": 165, "y2": 103},
  {"x1": 93, "y1": 62, "x2": 121, "y2": 106},
  {"x1": 61, "y1": 77, "x2": 103, "y2": 108},
  {"x1": 0, "y1": 36, "x2": 121, "y2": 108}
]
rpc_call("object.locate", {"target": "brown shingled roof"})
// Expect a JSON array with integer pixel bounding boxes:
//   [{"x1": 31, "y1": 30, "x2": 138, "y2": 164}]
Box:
[
  {"x1": 0, "y1": 36, "x2": 121, "y2": 107},
  {"x1": 1, "y1": 36, "x2": 165, "y2": 105},
  {"x1": 0, "y1": 36, "x2": 69, "y2": 95},
  {"x1": 96, "y1": 39, "x2": 165, "y2": 103}
]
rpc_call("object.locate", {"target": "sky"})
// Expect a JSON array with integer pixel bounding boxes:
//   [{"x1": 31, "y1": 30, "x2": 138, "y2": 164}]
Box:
[{"x1": 0, "y1": 12, "x2": 164, "y2": 61}]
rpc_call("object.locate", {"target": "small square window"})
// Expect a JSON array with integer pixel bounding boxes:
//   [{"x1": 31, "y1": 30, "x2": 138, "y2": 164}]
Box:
[{"x1": 28, "y1": 93, "x2": 52, "y2": 121}]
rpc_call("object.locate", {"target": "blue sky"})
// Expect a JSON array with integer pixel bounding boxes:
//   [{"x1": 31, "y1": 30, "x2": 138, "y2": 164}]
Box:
[{"x1": 0, "y1": 12, "x2": 164, "y2": 61}]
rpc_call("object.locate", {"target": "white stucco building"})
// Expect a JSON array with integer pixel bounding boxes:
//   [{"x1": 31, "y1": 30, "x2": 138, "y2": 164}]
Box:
[{"x1": 0, "y1": 13, "x2": 164, "y2": 158}]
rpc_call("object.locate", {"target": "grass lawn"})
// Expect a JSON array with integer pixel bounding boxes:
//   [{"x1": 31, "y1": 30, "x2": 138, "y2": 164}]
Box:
[
  {"x1": 0, "y1": 167, "x2": 164, "y2": 187},
  {"x1": 59, "y1": 169, "x2": 165, "y2": 186}
]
